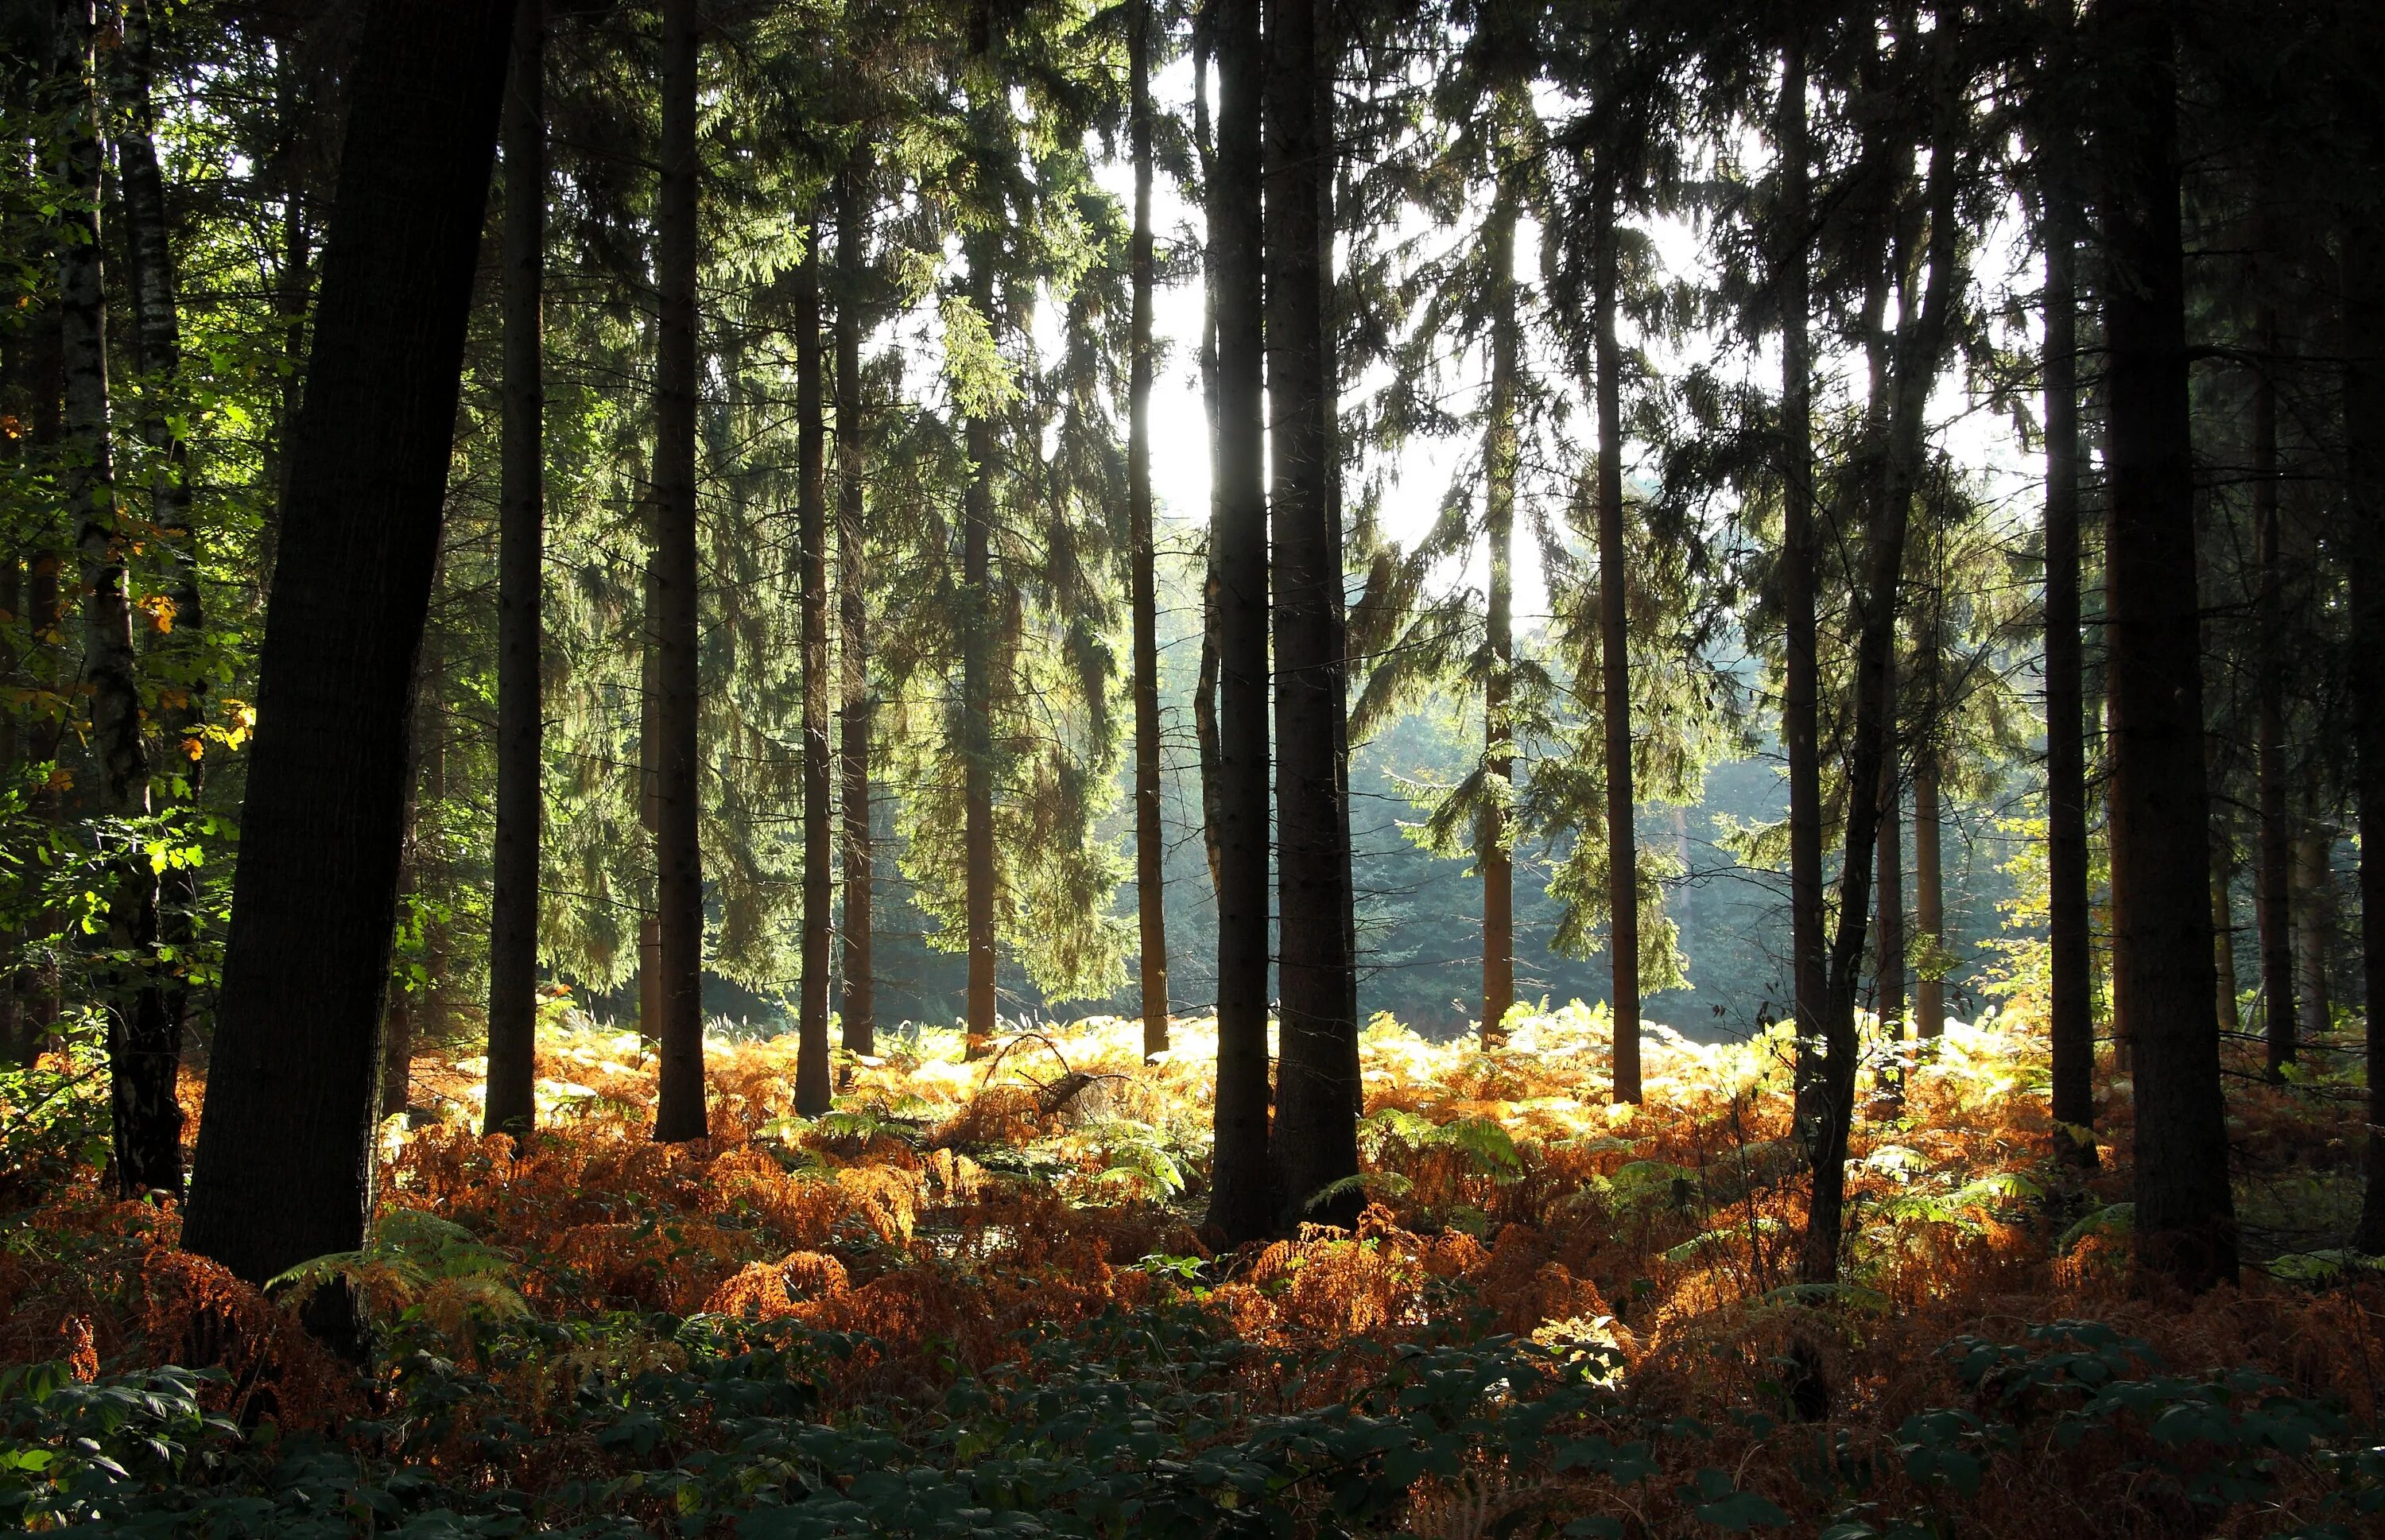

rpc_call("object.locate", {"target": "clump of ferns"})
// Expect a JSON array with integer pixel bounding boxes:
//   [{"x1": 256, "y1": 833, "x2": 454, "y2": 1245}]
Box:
[
  {"x1": 1320, "y1": 1108, "x2": 1528, "y2": 1230},
  {"x1": 268, "y1": 1209, "x2": 529, "y2": 1364}
]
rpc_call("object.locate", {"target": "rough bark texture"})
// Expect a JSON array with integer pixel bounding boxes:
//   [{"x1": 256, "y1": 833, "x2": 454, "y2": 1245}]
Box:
[
  {"x1": 2346, "y1": 206, "x2": 2385, "y2": 1255},
  {"x1": 961, "y1": 1, "x2": 1000, "y2": 1059},
  {"x1": 650, "y1": 0, "x2": 707, "y2": 1142},
  {"x1": 2252, "y1": 307, "x2": 2295, "y2": 1080},
  {"x1": 1776, "y1": 38, "x2": 1826, "y2": 1119},
  {"x1": 2291, "y1": 830, "x2": 2332, "y2": 1047},
  {"x1": 1128, "y1": 1, "x2": 1169, "y2": 1058},
  {"x1": 1204, "y1": 0, "x2": 1274, "y2": 1247},
  {"x1": 836, "y1": 162, "x2": 874, "y2": 1060},
  {"x1": 1592, "y1": 165, "x2": 1640, "y2": 1103},
  {"x1": 1480, "y1": 169, "x2": 1517, "y2": 1050},
  {"x1": 794, "y1": 235, "x2": 832, "y2": 1116},
  {"x1": 484, "y1": 0, "x2": 544, "y2": 1138},
  {"x1": 182, "y1": 0, "x2": 515, "y2": 1298},
  {"x1": 1266, "y1": 0, "x2": 1359, "y2": 1232},
  {"x1": 2096, "y1": 0, "x2": 2235, "y2": 1293}
]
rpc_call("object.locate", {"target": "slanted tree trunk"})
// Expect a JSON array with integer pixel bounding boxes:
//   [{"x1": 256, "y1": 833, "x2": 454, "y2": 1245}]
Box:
[
  {"x1": 1204, "y1": 0, "x2": 1274, "y2": 1247},
  {"x1": 2096, "y1": 0, "x2": 2234, "y2": 1293},
  {"x1": 1480, "y1": 161, "x2": 1518, "y2": 1050},
  {"x1": 1266, "y1": 0, "x2": 1358, "y2": 1231},
  {"x1": 2344, "y1": 202, "x2": 2385, "y2": 1255},
  {"x1": 2040, "y1": 157, "x2": 2096, "y2": 1154},
  {"x1": 1127, "y1": 0, "x2": 1169, "y2": 1059},
  {"x1": 1590, "y1": 162, "x2": 1641, "y2": 1102},
  {"x1": 649, "y1": 0, "x2": 707, "y2": 1142},
  {"x1": 181, "y1": 0, "x2": 515, "y2": 1315},
  {"x1": 484, "y1": 0, "x2": 544, "y2": 1138},
  {"x1": 794, "y1": 232, "x2": 832, "y2": 1117},
  {"x1": 836, "y1": 159, "x2": 874, "y2": 1061},
  {"x1": 105, "y1": 0, "x2": 195, "y2": 1184},
  {"x1": 1776, "y1": 37, "x2": 1826, "y2": 1121},
  {"x1": 58, "y1": 0, "x2": 167, "y2": 1199},
  {"x1": 1801, "y1": 85, "x2": 1960, "y2": 1285}
]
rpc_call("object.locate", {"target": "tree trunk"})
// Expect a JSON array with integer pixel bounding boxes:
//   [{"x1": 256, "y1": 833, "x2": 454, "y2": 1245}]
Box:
[
  {"x1": 2041, "y1": 158, "x2": 2096, "y2": 1150},
  {"x1": 1480, "y1": 162, "x2": 1518, "y2": 1051},
  {"x1": 2292, "y1": 828, "x2": 2332, "y2": 1048},
  {"x1": 1204, "y1": 0, "x2": 1274, "y2": 1247},
  {"x1": 1189, "y1": 29, "x2": 1225, "y2": 905},
  {"x1": 2096, "y1": 0, "x2": 2234, "y2": 1293},
  {"x1": 484, "y1": 0, "x2": 544, "y2": 1138},
  {"x1": 181, "y1": 0, "x2": 515, "y2": 1313},
  {"x1": 836, "y1": 159, "x2": 874, "y2": 1061},
  {"x1": 1591, "y1": 163, "x2": 1640, "y2": 1102},
  {"x1": 794, "y1": 231, "x2": 832, "y2": 1117},
  {"x1": 961, "y1": 2, "x2": 1000, "y2": 1061},
  {"x1": 2252, "y1": 305, "x2": 2296, "y2": 1080},
  {"x1": 1776, "y1": 37, "x2": 1826, "y2": 1123},
  {"x1": 1266, "y1": 0, "x2": 1357, "y2": 1231},
  {"x1": 104, "y1": 0, "x2": 194, "y2": 1185},
  {"x1": 58, "y1": 0, "x2": 168, "y2": 1200},
  {"x1": 1914, "y1": 739, "x2": 1944, "y2": 1041},
  {"x1": 2211, "y1": 844, "x2": 2240, "y2": 1034},
  {"x1": 649, "y1": 0, "x2": 707, "y2": 1142},
  {"x1": 1801, "y1": 88, "x2": 1960, "y2": 1286},
  {"x1": 2344, "y1": 203, "x2": 2385, "y2": 1254},
  {"x1": 1128, "y1": 0, "x2": 1169, "y2": 1059}
]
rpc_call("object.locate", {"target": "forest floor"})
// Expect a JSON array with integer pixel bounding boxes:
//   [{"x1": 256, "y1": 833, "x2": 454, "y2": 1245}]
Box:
[{"x1": 2, "y1": 1001, "x2": 2382, "y2": 1536}]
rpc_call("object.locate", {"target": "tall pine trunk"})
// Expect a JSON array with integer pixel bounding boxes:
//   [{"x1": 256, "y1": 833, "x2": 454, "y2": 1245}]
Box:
[
  {"x1": 1266, "y1": 0, "x2": 1357, "y2": 1230},
  {"x1": 182, "y1": 0, "x2": 515, "y2": 1313},
  {"x1": 1204, "y1": 0, "x2": 1274, "y2": 1247},
  {"x1": 1914, "y1": 739, "x2": 1944, "y2": 1040},
  {"x1": 1192, "y1": 33, "x2": 1226, "y2": 901},
  {"x1": 649, "y1": 0, "x2": 708, "y2": 1142},
  {"x1": 1129, "y1": 0, "x2": 1169, "y2": 1058},
  {"x1": 2096, "y1": 0, "x2": 2234, "y2": 1292},
  {"x1": 1480, "y1": 163, "x2": 1518, "y2": 1050},
  {"x1": 106, "y1": 0, "x2": 194, "y2": 1187},
  {"x1": 1586, "y1": 163, "x2": 1640, "y2": 1101},
  {"x1": 960, "y1": 2, "x2": 1000, "y2": 1060},
  {"x1": 836, "y1": 160, "x2": 874, "y2": 1060},
  {"x1": 2292, "y1": 829, "x2": 2332, "y2": 1045},
  {"x1": 1776, "y1": 37, "x2": 1826, "y2": 1119},
  {"x1": 795, "y1": 233, "x2": 832, "y2": 1116},
  {"x1": 58, "y1": 0, "x2": 167, "y2": 1199},
  {"x1": 1873, "y1": 652, "x2": 1904, "y2": 1095},
  {"x1": 2251, "y1": 301, "x2": 2295, "y2": 1080},
  {"x1": 484, "y1": 0, "x2": 544, "y2": 1137},
  {"x1": 2344, "y1": 203, "x2": 2385, "y2": 1254}
]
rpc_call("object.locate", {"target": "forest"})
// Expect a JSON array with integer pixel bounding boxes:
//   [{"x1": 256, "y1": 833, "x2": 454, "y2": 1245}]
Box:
[{"x1": 2, "y1": 0, "x2": 2384, "y2": 1531}]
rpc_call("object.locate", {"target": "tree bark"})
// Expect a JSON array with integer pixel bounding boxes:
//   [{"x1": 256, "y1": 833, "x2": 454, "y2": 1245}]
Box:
[
  {"x1": 794, "y1": 231, "x2": 832, "y2": 1117},
  {"x1": 2292, "y1": 828, "x2": 2332, "y2": 1048},
  {"x1": 1776, "y1": 37, "x2": 1826, "y2": 1122},
  {"x1": 105, "y1": 0, "x2": 194, "y2": 1186},
  {"x1": 1873, "y1": 653, "x2": 1905, "y2": 1107},
  {"x1": 1479, "y1": 160, "x2": 1518, "y2": 1051},
  {"x1": 2251, "y1": 303, "x2": 2295, "y2": 1080},
  {"x1": 1204, "y1": 0, "x2": 1274, "y2": 1247},
  {"x1": 2212, "y1": 842, "x2": 2240, "y2": 1034},
  {"x1": 2096, "y1": 0, "x2": 2234, "y2": 1292},
  {"x1": 484, "y1": 0, "x2": 544, "y2": 1138},
  {"x1": 836, "y1": 160, "x2": 874, "y2": 1061},
  {"x1": 1914, "y1": 736, "x2": 1944, "y2": 1041},
  {"x1": 960, "y1": 0, "x2": 1000, "y2": 1060},
  {"x1": 181, "y1": 0, "x2": 515, "y2": 1311},
  {"x1": 649, "y1": 0, "x2": 708, "y2": 1142},
  {"x1": 1128, "y1": 0, "x2": 1169, "y2": 1059},
  {"x1": 1266, "y1": 0, "x2": 1357, "y2": 1230},
  {"x1": 2344, "y1": 202, "x2": 2385, "y2": 1254},
  {"x1": 1590, "y1": 163, "x2": 1640, "y2": 1101},
  {"x1": 2040, "y1": 157, "x2": 2096, "y2": 1149}
]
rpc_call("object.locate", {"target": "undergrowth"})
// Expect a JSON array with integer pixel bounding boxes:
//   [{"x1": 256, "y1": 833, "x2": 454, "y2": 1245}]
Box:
[{"x1": 1, "y1": 1002, "x2": 2380, "y2": 1536}]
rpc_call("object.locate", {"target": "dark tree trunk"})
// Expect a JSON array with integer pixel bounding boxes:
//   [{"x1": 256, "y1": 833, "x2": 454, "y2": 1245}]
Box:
[
  {"x1": 2041, "y1": 161, "x2": 2096, "y2": 1150},
  {"x1": 794, "y1": 233, "x2": 832, "y2": 1117},
  {"x1": 1914, "y1": 738, "x2": 1944, "y2": 1041},
  {"x1": 1266, "y1": 0, "x2": 1357, "y2": 1231},
  {"x1": 2344, "y1": 204, "x2": 2385, "y2": 1255},
  {"x1": 960, "y1": 2, "x2": 1000, "y2": 1060},
  {"x1": 1801, "y1": 93, "x2": 1959, "y2": 1285},
  {"x1": 836, "y1": 161, "x2": 874, "y2": 1061},
  {"x1": 1480, "y1": 165, "x2": 1518, "y2": 1050},
  {"x1": 58, "y1": 0, "x2": 167, "y2": 1199},
  {"x1": 650, "y1": 0, "x2": 707, "y2": 1142},
  {"x1": 1129, "y1": 0, "x2": 1169, "y2": 1058},
  {"x1": 1873, "y1": 652, "x2": 1904, "y2": 1103},
  {"x1": 181, "y1": 0, "x2": 515, "y2": 1310},
  {"x1": 104, "y1": 0, "x2": 192, "y2": 1187},
  {"x1": 1776, "y1": 37, "x2": 1826, "y2": 1120},
  {"x1": 2292, "y1": 829, "x2": 2332, "y2": 1045},
  {"x1": 1204, "y1": 0, "x2": 1274, "y2": 1247},
  {"x1": 2096, "y1": 0, "x2": 2234, "y2": 1292},
  {"x1": 2251, "y1": 305, "x2": 2295, "y2": 1080},
  {"x1": 484, "y1": 0, "x2": 544, "y2": 1138},
  {"x1": 1592, "y1": 163, "x2": 1639, "y2": 1102},
  {"x1": 1190, "y1": 26, "x2": 1224, "y2": 904},
  {"x1": 2212, "y1": 843, "x2": 2241, "y2": 1034},
  {"x1": 638, "y1": 490, "x2": 663, "y2": 1048}
]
